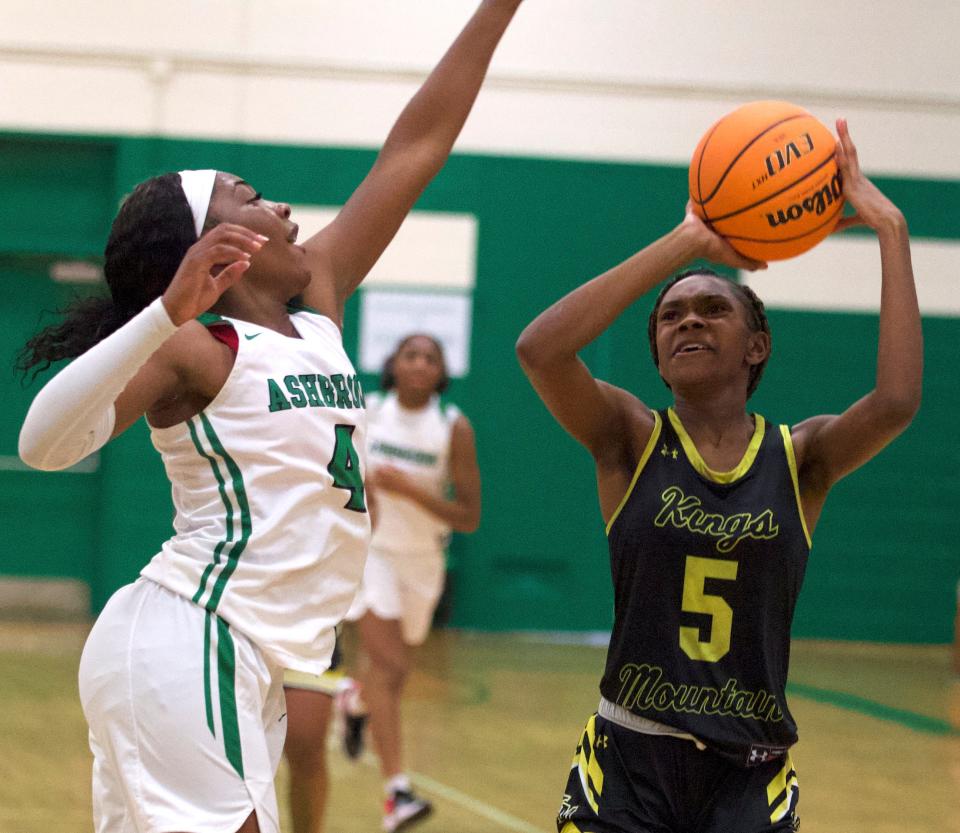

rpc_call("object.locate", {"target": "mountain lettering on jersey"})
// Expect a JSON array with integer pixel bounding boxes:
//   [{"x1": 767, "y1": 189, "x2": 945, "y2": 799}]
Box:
[
  {"x1": 267, "y1": 373, "x2": 365, "y2": 413},
  {"x1": 616, "y1": 662, "x2": 784, "y2": 723},
  {"x1": 653, "y1": 485, "x2": 779, "y2": 553}
]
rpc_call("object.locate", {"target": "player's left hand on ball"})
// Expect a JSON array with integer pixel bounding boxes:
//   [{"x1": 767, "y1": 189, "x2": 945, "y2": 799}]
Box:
[{"x1": 832, "y1": 119, "x2": 905, "y2": 234}]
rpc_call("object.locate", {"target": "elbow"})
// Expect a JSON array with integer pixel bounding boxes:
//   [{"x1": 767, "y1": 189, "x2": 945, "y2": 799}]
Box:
[
  {"x1": 515, "y1": 330, "x2": 532, "y2": 363},
  {"x1": 875, "y1": 390, "x2": 921, "y2": 433},
  {"x1": 892, "y1": 398, "x2": 921, "y2": 430},
  {"x1": 18, "y1": 441, "x2": 59, "y2": 472},
  {"x1": 378, "y1": 139, "x2": 446, "y2": 184},
  {"x1": 515, "y1": 328, "x2": 544, "y2": 372},
  {"x1": 18, "y1": 432, "x2": 43, "y2": 470},
  {"x1": 18, "y1": 429, "x2": 81, "y2": 472}
]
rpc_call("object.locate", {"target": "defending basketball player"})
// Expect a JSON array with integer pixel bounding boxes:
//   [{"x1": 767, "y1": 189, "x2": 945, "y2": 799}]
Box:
[
  {"x1": 16, "y1": 3, "x2": 523, "y2": 832},
  {"x1": 516, "y1": 119, "x2": 920, "y2": 832}
]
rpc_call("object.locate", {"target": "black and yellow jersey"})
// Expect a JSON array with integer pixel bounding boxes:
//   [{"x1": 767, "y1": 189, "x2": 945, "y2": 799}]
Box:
[{"x1": 599, "y1": 407, "x2": 811, "y2": 766}]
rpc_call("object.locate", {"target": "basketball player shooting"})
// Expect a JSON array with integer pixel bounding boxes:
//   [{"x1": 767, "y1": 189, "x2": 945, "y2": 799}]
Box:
[{"x1": 516, "y1": 119, "x2": 920, "y2": 832}]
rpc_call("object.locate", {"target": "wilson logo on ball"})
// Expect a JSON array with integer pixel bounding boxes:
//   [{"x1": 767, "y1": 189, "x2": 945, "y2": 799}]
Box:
[{"x1": 765, "y1": 172, "x2": 843, "y2": 228}]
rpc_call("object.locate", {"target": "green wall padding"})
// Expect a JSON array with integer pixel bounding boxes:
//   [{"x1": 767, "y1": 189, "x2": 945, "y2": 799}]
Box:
[
  {"x1": 1, "y1": 260, "x2": 99, "y2": 582},
  {"x1": 2, "y1": 131, "x2": 957, "y2": 643}
]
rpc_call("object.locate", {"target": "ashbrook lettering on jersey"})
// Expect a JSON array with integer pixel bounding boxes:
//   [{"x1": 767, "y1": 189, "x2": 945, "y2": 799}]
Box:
[
  {"x1": 616, "y1": 663, "x2": 784, "y2": 723},
  {"x1": 267, "y1": 373, "x2": 365, "y2": 413},
  {"x1": 370, "y1": 440, "x2": 438, "y2": 466},
  {"x1": 654, "y1": 486, "x2": 779, "y2": 553}
]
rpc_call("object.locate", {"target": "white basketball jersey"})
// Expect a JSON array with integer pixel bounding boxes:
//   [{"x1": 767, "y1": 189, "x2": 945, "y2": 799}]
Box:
[
  {"x1": 367, "y1": 390, "x2": 459, "y2": 558},
  {"x1": 141, "y1": 308, "x2": 370, "y2": 674}
]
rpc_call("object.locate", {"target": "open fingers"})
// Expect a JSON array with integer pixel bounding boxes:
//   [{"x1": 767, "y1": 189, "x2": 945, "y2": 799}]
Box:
[
  {"x1": 213, "y1": 259, "x2": 251, "y2": 288},
  {"x1": 195, "y1": 242, "x2": 260, "y2": 266},
  {"x1": 834, "y1": 118, "x2": 861, "y2": 177},
  {"x1": 197, "y1": 224, "x2": 267, "y2": 256}
]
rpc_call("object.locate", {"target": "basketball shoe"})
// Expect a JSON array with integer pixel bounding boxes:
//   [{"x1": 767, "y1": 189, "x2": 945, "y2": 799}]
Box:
[
  {"x1": 383, "y1": 787, "x2": 433, "y2": 832},
  {"x1": 335, "y1": 677, "x2": 368, "y2": 760}
]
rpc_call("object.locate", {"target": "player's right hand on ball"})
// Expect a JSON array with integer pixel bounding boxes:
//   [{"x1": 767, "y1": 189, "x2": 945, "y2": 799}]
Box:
[
  {"x1": 162, "y1": 224, "x2": 267, "y2": 325},
  {"x1": 680, "y1": 201, "x2": 768, "y2": 272}
]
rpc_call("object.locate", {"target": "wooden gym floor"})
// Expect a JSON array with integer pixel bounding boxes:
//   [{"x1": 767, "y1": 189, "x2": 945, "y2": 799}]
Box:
[{"x1": 0, "y1": 622, "x2": 956, "y2": 833}]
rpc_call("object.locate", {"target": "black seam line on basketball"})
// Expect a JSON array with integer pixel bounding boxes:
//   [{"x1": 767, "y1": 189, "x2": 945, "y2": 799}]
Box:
[
  {"x1": 696, "y1": 121, "x2": 722, "y2": 212},
  {"x1": 694, "y1": 113, "x2": 808, "y2": 207},
  {"x1": 719, "y1": 201, "x2": 844, "y2": 243},
  {"x1": 706, "y1": 151, "x2": 838, "y2": 223}
]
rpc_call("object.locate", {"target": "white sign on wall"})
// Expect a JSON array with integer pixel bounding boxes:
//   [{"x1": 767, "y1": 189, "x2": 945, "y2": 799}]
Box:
[
  {"x1": 290, "y1": 205, "x2": 478, "y2": 378},
  {"x1": 359, "y1": 290, "x2": 473, "y2": 377}
]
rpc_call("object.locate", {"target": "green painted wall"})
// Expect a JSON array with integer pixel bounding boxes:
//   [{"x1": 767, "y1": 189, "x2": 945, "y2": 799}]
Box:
[
  {"x1": 1, "y1": 258, "x2": 99, "y2": 585},
  {"x1": 1, "y1": 132, "x2": 956, "y2": 642}
]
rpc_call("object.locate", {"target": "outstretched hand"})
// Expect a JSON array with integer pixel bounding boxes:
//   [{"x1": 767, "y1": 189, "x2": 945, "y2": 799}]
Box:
[
  {"x1": 832, "y1": 119, "x2": 905, "y2": 234},
  {"x1": 680, "y1": 202, "x2": 768, "y2": 271},
  {"x1": 161, "y1": 224, "x2": 267, "y2": 326}
]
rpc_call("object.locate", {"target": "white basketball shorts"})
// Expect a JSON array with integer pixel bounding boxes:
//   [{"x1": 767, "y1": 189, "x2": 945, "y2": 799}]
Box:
[
  {"x1": 78, "y1": 578, "x2": 286, "y2": 833},
  {"x1": 344, "y1": 546, "x2": 445, "y2": 645}
]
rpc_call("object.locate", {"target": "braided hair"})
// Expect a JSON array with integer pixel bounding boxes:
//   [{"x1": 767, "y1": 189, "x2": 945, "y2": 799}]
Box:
[
  {"x1": 647, "y1": 268, "x2": 772, "y2": 398},
  {"x1": 380, "y1": 333, "x2": 450, "y2": 394},
  {"x1": 18, "y1": 173, "x2": 198, "y2": 378}
]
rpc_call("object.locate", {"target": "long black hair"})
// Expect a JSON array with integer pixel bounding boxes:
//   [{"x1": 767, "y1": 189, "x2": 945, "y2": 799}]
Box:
[
  {"x1": 17, "y1": 173, "x2": 198, "y2": 378},
  {"x1": 647, "y1": 268, "x2": 772, "y2": 398},
  {"x1": 379, "y1": 333, "x2": 450, "y2": 394}
]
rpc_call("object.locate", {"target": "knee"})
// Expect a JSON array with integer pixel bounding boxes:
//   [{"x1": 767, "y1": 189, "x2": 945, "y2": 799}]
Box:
[{"x1": 370, "y1": 656, "x2": 410, "y2": 691}]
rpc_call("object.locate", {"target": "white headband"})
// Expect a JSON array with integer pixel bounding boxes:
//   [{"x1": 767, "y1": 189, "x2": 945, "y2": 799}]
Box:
[{"x1": 178, "y1": 169, "x2": 217, "y2": 237}]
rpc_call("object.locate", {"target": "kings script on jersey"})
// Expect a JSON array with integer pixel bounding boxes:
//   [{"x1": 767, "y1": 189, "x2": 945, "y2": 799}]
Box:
[
  {"x1": 266, "y1": 373, "x2": 365, "y2": 412},
  {"x1": 654, "y1": 486, "x2": 779, "y2": 554}
]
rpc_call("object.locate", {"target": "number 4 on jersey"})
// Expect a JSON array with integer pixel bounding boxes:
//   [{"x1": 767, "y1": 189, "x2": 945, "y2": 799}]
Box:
[{"x1": 328, "y1": 424, "x2": 366, "y2": 512}]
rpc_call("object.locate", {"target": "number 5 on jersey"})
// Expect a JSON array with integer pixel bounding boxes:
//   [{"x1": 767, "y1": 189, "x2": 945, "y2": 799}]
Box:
[
  {"x1": 680, "y1": 555, "x2": 738, "y2": 662},
  {"x1": 328, "y1": 424, "x2": 366, "y2": 512}
]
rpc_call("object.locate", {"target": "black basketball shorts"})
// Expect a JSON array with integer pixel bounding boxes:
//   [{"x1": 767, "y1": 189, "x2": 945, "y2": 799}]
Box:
[{"x1": 556, "y1": 713, "x2": 799, "y2": 833}]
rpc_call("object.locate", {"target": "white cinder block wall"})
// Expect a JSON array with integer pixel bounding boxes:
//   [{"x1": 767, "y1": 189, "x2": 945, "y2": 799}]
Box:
[{"x1": 1, "y1": 0, "x2": 958, "y2": 177}]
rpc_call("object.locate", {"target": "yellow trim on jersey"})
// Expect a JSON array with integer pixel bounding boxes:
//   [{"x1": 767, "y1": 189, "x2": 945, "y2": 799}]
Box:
[
  {"x1": 282, "y1": 667, "x2": 344, "y2": 695},
  {"x1": 766, "y1": 752, "x2": 799, "y2": 823},
  {"x1": 605, "y1": 411, "x2": 662, "y2": 536},
  {"x1": 668, "y1": 408, "x2": 765, "y2": 484},
  {"x1": 780, "y1": 425, "x2": 812, "y2": 549},
  {"x1": 576, "y1": 715, "x2": 604, "y2": 814},
  {"x1": 560, "y1": 824, "x2": 584, "y2": 833}
]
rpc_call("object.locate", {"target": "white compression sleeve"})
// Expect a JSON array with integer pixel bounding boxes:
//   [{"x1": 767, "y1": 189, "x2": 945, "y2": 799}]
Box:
[{"x1": 18, "y1": 297, "x2": 179, "y2": 471}]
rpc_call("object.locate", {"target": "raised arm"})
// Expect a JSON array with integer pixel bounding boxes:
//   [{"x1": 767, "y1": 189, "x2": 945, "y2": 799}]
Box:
[
  {"x1": 302, "y1": 0, "x2": 523, "y2": 323},
  {"x1": 515, "y1": 209, "x2": 763, "y2": 462},
  {"x1": 792, "y1": 119, "x2": 922, "y2": 518}
]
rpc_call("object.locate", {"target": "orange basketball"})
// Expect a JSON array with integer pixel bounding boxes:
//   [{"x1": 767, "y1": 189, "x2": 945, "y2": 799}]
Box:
[{"x1": 689, "y1": 101, "x2": 844, "y2": 261}]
